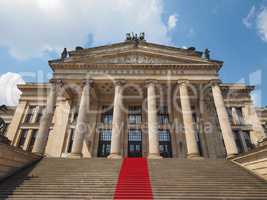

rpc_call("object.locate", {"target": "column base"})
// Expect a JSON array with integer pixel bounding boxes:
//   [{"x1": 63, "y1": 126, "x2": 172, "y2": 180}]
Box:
[
  {"x1": 187, "y1": 154, "x2": 203, "y2": 160},
  {"x1": 67, "y1": 153, "x2": 82, "y2": 159},
  {"x1": 147, "y1": 153, "x2": 162, "y2": 159},
  {"x1": 107, "y1": 153, "x2": 122, "y2": 159},
  {"x1": 33, "y1": 152, "x2": 44, "y2": 157},
  {"x1": 226, "y1": 153, "x2": 237, "y2": 159}
]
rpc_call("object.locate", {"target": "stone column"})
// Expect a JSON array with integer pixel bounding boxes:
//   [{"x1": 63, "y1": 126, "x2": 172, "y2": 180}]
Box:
[
  {"x1": 108, "y1": 80, "x2": 124, "y2": 159},
  {"x1": 6, "y1": 101, "x2": 27, "y2": 145},
  {"x1": 242, "y1": 103, "x2": 266, "y2": 145},
  {"x1": 33, "y1": 80, "x2": 60, "y2": 155},
  {"x1": 69, "y1": 80, "x2": 92, "y2": 158},
  {"x1": 211, "y1": 81, "x2": 238, "y2": 158},
  {"x1": 178, "y1": 80, "x2": 200, "y2": 159},
  {"x1": 146, "y1": 80, "x2": 161, "y2": 159}
]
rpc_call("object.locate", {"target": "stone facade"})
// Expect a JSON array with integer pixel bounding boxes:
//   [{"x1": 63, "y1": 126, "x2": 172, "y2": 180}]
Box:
[{"x1": 4, "y1": 39, "x2": 266, "y2": 159}]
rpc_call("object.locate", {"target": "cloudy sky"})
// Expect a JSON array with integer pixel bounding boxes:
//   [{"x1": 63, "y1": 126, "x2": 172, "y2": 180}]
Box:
[{"x1": 0, "y1": 0, "x2": 267, "y2": 106}]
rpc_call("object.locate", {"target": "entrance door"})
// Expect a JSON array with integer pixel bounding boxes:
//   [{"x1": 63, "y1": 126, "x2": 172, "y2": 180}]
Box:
[
  {"x1": 159, "y1": 130, "x2": 172, "y2": 158},
  {"x1": 98, "y1": 129, "x2": 111, "y2": 157},
  {"x1": 128, "y1": 129, "x2": 142, "y2": 157}
]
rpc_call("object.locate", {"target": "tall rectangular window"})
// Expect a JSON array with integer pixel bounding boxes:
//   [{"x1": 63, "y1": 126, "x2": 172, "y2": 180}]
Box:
[
  {"x1": 233, "y1": 131, "x2": 244, "y2": 153},
  {"x1": 18, "y1": 129, "x2": 28, "y2": 148},
  {"x1": 36, "y1": 106, "x2": 44, "y2": 123},
  {"x1": 24, "y1": 106, "x2": 36, "y2": 123},
  {"x1": 101, "y1": 106, "x2": 113, "y2": 124},
  {"x1": 243, "y1": 131, "x2": 253, "y2": 150},
  {"x1": 128, "y1": 106, "x2": 142, "y2": 124},
  {"x1": 27, "y1": 129, "x2": 37, "y2": 152},
  {"x1": 158, "y1": 106, "x2": 169, "y2": 124},
  {"x1": 235, "y1": 107, "x2": 244, "y2": 125},
  {"x1": 67, "y1": 128, "x2": 75, "y2": 153},
  {"x1": 226, "y1": 107, "x2": 233, "y2": 124}
]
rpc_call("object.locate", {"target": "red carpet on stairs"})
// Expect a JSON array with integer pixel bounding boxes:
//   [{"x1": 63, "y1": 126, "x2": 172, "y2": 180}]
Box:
[{"x1": 114, "y1": 158, "x2": 153, "y2": 200}]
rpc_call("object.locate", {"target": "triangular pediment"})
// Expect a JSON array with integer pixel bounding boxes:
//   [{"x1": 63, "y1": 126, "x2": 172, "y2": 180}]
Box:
[
  {"x1": 51, "y1": 41, "x2": 222, "y2": 67},
  {"x1": 78, "y1": 50, "x2": 211, "y2": 64}
]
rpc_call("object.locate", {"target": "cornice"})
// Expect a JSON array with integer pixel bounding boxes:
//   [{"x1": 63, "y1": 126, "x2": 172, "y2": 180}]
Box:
[{"x1": 50, "y1": 63, "x2": 221, "y2": 72}]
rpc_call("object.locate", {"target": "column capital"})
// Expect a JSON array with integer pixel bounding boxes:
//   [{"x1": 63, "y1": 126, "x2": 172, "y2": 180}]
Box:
[
  {"x1": 114, "y1": 79, "x2": 126, "y2": 86},
  {"x1": 145, "y1": 79, "x2": 158, "y2": 87},
  {"x1": 177, "y1": 79, "x2": 189, "y2": 86},
  {"x1": 209, "y1": 79, "x2": 221, "y2": 86},
  {"x1": 49, "y1": 79, "x2": 64, "y2": 87},
  {"x1": 82, "y1": 79, "x2": 94, "y2": 86}
]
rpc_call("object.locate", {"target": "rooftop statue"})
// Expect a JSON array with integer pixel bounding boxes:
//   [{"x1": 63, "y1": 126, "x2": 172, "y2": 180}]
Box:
[
  {"x1": 202, "y1": 48, "x2": 210, "y2": 60},
  {"x1": 125, "y1": 32, "x2": 145, "y2": 42},
  {"x1": 61, "y1": 48, "x2": 68, "y2": 59}
]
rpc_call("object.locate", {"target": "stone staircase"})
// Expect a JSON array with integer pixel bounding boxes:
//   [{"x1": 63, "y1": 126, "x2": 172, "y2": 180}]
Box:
[
  {"x1": 0, "y1": 158, "x2": 121, "y2": 199},
  {"x1": 149, "y1": 159, "x2": 267, "y2": 200},
  {"x1": 0, "y1": 158, "x2": 267, "y2": 200}
]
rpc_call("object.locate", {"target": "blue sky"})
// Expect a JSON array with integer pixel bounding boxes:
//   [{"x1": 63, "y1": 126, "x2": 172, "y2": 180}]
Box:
[{"x1": 0, "y1": 0, "x2": 267, "y2": 106}]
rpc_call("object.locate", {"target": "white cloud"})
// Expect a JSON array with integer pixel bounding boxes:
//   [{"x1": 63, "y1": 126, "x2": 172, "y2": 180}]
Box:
[
  {"x1": 243, "y1": 5, "x2": 267, "y2": 44},
  {"x1": 257, "y1": 7, "x2": 267, "y2": 42},
  {"x1": 0, "y1": 72, "x2": 25, "y2": 106},
  {"x1": 167, "y1": 14, "x2": 178, "y2": 31},
  {"x1": 0, "y1": 0, "x2": 172, "y2": 60},
  {"x1": 243, "y1": 5, "x2": 256, "y2": 28}
]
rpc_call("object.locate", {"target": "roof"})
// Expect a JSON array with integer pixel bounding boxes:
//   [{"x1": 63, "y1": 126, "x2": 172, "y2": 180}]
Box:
[{"x1": 48, "y1": 40, "x2": 223, "y2": 72}]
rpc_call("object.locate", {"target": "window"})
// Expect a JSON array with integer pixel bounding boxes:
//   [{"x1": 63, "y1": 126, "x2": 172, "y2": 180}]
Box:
[
  {"x1": 36, "y1": 106, "x2": 44, "y2": 123},
  {"x1": 243, "y1": 131, "x2": 253, "y2": 150},
  {"x1": 128, "y1": 106, "x2": 142, "y2": 124},
  {"x1": 24, "y1": 106, "x2": 36, "y2": 123},
  {"x1": 101, "y1": 106, "x2": 113, "y2": 124},
  {"x1": 158, "y1": 130, "x2": 172, "y2": 158},
  {"x1": 159, "y1": 130, "x2": 171, "y2": 141},
  {"x1": 235, "y1": 107, "x2": 244, "y2": 125},
  {"x1": 98, "y1": 129, "x2": 112, "y2": 157},
  {"x1": 18, "y1": 129, "x2": 28, "y2": 148},
  {"x1": 226, "y1": 107, "x2": 233, "y2": 124},
  {"x1": 158, "y1": 106, "x2": 169, "y2": 124},
  {"x1": 73, "y1": 112, "x2": 78, "y2": 123},
  {"x1": 233, "y1": 131, "x2": 244, "y2": 153},
  {"x1": 128, "y1": 129, "x2": 142, "y2": 141},
  {"x1": 27, "y1": 129, "x2": 37, "y2": 152},
  {"x1": 100, "y1": 129, "x2": 112, "y2": 141},
  {"x1": 67, "y1": 128, "x2": 75, "y2": 153}
]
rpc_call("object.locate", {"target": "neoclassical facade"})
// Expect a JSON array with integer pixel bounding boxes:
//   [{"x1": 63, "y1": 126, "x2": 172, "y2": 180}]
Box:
[{"x1": 5, "y1": 37, "x2": 267, "y2": 159}]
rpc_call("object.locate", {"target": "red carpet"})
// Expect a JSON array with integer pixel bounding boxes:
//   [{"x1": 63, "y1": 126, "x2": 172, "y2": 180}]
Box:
[{"x1": 114, "y1": 158, "x2": 153, "y2": 199}]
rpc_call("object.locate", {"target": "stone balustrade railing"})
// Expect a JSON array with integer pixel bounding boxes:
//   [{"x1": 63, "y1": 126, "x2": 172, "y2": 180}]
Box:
[
  {"x1": 0, "y1": 142, "x2": 41, "y2": 181},
  {"x1": 231, "y1": 139, "x2": 267, "y2": 181}
]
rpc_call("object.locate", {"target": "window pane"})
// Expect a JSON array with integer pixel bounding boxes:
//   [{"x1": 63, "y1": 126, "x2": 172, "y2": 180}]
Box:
[
  {"x1": 28, "y1": 129, "x2": 37, "y2": 152},
  {"x1": 18, "y1": 129, "x2": 28, "y2": 148},
  {"x1": 128, "y1": 129, "x2": 142, "y2": 141},
  {"x1": 158, "y1": 130, "x2": 171, "y2": 141},
  {"x1": 100, "y1": 129, "x2": 112, "y2": 141}
]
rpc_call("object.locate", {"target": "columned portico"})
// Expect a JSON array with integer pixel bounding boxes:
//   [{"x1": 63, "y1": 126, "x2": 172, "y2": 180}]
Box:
[
  {"x1": 9, "y1": 37, "x2": 263, "y2": 159},
  {"x1": 178, "y1": 80, "x2": 201, "y2": 159},
  {"x1": 69, "y1": 80, "x2": 92, "y2": 158},
  {"x1": 211, "y1": 81, "x2": 238, "y2": 158},
  {"x1": 146, "y1": 80, "x2": 162, "y2": 159},
  {"x1": 108, "y1": 80, "x2": 125, "y2": 159},
  {"x1": 32, "y1": 80, "x2": 59, "y2": 155}
]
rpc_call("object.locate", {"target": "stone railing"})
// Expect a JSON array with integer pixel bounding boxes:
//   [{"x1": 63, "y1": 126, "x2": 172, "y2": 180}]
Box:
[
  {"x1": 0, "y1": 142, "x2": 41, "y2": 181},
  {"x1": 231, "y1": 139, "x2": 267, "y2": 181}
]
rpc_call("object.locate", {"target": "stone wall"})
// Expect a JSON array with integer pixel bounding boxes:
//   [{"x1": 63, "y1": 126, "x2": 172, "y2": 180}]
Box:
[
  {"x1": 0, "y1": 143, "x2": 41, "y2": 181},
  {"x1": 231, "y1": 140, "x2": 267, "y2": 181}
]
